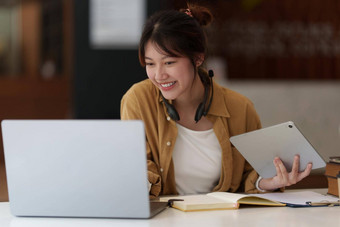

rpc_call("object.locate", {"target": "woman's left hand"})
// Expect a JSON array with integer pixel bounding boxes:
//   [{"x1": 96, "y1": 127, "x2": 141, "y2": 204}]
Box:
[{"x1": 258, "y1": 155, "x2": 313, "y2": 191}]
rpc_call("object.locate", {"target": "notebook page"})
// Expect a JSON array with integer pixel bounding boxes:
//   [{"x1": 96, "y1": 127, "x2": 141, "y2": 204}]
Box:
[{"x1": 249, "y1": 191, "x2": 339, "y2": 205}]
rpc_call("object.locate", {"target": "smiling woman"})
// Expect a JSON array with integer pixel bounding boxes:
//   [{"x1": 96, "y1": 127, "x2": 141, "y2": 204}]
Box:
[
  {"x1": 144, "y1": 41, "x2": 198, "y2": 102},
  {"x1": 137, "y1": 5, "x2": 213, "y2": 131},
  {"x1": 120, "y1": 2, "x2": 312, "y2": 198}
]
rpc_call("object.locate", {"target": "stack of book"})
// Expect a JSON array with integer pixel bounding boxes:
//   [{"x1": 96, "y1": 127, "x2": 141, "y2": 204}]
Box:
[{"x1": 325, "y1": 156, "x2": 340, "y2": 197}]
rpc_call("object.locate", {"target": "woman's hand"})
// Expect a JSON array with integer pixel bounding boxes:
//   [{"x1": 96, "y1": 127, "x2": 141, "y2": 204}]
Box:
[{"x1": 258, "y1": 155, "x2": 313, "y2": 191}]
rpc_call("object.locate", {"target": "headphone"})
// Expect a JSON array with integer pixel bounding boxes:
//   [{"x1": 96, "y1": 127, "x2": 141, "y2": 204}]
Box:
[{"x1": 161, "y1": 70, "x2": 214, "y2": 123}]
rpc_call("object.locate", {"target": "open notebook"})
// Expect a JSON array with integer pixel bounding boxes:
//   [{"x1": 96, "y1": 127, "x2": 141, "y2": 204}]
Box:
[{"x1": 160, "y1": 191, "x2": 339, "y2": 212}]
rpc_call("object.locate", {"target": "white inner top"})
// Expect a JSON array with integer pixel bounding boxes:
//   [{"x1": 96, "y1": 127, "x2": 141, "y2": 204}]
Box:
[{"x1": 172, "y1": 123, "x2": 222, "y2": 195}]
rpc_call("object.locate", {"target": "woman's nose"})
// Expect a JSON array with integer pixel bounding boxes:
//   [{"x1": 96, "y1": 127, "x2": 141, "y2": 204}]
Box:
[{"x1": 154, "y1": 66, "x2": 168, "y2": 81}]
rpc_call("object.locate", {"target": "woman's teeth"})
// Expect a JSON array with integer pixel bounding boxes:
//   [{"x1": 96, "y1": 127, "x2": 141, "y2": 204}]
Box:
[{"x1": 161, "y1": 82, "x2": 176, "y2": 88}]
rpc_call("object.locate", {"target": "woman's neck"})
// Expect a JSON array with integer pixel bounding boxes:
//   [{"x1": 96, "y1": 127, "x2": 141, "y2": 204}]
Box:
[
  {"x1": 173, "y1": 75, "x2": 205, "y2": 111},
  {"x1": 172, "y1": 74, "x2": 213, "y2": 131}
]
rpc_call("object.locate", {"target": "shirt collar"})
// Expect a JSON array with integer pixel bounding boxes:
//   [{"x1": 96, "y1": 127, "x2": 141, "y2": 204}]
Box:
[{"x1": 207, "y1": 80, "x2": 230, "y2": 118}]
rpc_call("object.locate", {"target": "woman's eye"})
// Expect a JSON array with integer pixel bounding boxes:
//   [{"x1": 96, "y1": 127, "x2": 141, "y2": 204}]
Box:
[
  {"x1": 145, "y1": 62, "x2": 154, "y2": 66},
  {"x1": 165, "y1": 61, "x2": 175, "y2": 65}
]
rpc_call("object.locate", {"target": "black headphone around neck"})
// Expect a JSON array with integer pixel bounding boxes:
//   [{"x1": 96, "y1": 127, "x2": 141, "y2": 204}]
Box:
[{"x1": 161, "y1": 70, "x2": 214, "y2": 123}]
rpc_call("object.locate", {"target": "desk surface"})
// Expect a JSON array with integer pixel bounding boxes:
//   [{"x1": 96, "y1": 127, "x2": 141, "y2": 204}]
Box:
[{"x1": 1, "y1": 189, "x2": 339, "y2": 227}]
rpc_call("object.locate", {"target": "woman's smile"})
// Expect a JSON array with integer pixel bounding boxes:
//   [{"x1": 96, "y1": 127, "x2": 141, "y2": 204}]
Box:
[{"x1": 160, "y1": 81, "x2": 177, "y2": 90}]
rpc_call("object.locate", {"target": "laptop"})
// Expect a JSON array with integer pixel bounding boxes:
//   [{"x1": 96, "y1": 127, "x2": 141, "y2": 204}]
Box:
[
  {"x1": 1, "y1": 120, "x2": 168, "y2": 218},
  {"x1": 230, "y1": 121, "x2": 326, "y2": 178}
]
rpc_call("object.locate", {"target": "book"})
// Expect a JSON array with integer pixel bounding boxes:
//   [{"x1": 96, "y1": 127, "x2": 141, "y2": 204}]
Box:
[
  {"x1": 329, "y1": 156, "x2": 340, "y2": 164},
  {"x1": 326, "y1": 177, "x2": 339, "y2": 197},
  {"x1": 160, "y1": 191, "x2": 339, "y2": 212},
  {"x1": 325, "y1": 162, "x2": 340, "y2": 177},
  {"x1": 325, "y1": 162, "x2": 340, "y2": 196},
  {"x1": 161, "y1": 193, "x2": 284, "y2": 211}
]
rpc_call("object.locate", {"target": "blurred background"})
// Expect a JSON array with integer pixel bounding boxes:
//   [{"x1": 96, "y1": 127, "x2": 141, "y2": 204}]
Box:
[{"x1": 0, "y1": 0, "x2": 339, "y2": 201}]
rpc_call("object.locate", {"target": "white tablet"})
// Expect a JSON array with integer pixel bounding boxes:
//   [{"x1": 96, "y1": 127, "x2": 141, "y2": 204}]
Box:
[{"x1": 229, "y1": 121, "x2": 326, "y2": 178}]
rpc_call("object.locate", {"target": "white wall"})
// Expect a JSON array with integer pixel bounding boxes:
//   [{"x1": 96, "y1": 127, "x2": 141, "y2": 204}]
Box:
[{"x1": 218, "y1": 79, "x2": 340, "y2": 173}]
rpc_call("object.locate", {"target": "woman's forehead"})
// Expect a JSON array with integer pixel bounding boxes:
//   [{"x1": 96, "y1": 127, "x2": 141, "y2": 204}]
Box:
[{"x1": 145, "y1": 40, "x2": 182, "y2": 58}]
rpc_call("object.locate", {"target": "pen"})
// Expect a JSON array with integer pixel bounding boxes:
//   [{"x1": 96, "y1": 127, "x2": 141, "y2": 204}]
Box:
[{"x1": 306, "y1": 200, "x2": 340, "y2": 206}]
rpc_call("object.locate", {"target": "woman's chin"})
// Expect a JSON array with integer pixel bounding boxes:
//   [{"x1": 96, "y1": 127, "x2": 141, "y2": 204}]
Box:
[{"x1": 161, "y1": 93, "x2": 177, "y2": 101}]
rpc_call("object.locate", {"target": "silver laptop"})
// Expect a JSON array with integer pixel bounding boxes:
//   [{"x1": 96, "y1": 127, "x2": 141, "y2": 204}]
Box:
[
  {"x1": 1, "y1": 120, "x2": 168, "y2": 218},
  {"x1": 230, "y1": 121, "x2": 326, "y2": 178}
]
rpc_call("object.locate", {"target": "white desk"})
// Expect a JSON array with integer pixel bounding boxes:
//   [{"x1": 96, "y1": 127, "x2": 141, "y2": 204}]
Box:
[{"x1": 0, "y1": 189, "x2": 339, "y2": 227}]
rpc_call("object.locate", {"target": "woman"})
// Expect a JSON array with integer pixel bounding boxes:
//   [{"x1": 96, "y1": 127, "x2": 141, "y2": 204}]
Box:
[{"x1": 121, "y1": 3, "x2": 312, "y2": 197}]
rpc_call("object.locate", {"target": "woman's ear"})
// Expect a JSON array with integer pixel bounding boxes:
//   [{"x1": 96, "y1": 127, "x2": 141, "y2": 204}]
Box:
[{"x1": 195, "y1": 53, "x2": 205, "y2": 67}]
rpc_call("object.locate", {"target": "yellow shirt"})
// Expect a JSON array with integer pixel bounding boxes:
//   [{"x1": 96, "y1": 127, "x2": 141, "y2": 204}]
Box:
[{"x1": 121, "y1": 79, "x2": 262, "y2": 197}]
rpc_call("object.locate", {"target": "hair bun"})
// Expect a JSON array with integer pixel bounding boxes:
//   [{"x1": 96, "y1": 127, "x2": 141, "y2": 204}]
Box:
[{"x1": 180, "y1": 3, "x2": 213, "y2": 27}]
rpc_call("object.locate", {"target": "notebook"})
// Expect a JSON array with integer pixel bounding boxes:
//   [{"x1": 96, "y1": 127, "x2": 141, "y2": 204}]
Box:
[
  {"x1": 229, "y1": 121, "x2": 326, "y2": 178},
  {"x1": 161, "y1": 192, "x2": 285, "y2": 211},
  {"x1": 1, "y1": 120, "x2": 168, "y2": 219},
  {"x1": 160, "y1": 191, "x2": 339, "y2": 212}
]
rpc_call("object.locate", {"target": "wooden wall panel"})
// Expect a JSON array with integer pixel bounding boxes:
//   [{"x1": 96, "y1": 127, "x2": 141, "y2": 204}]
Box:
[
  {"x1": 0, "y1": 0, "x2": 73, "y2": 202},
  {"x1": 173, "y1": 0, "x2": 340, "y2": 80},
  {"x1": 0, "y1": 79, "x2": 71, "y2": 201}
]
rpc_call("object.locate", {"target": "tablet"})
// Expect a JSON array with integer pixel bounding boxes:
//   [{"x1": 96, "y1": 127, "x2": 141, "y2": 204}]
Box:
[{"x1": 229, "y1": 121, "x2": 326, "y2": 178}]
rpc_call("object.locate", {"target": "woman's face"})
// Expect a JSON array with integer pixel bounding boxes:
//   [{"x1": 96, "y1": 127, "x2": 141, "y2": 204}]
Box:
[{"x1": 144, "y1": 41, "x2": 197, "y2": 101}]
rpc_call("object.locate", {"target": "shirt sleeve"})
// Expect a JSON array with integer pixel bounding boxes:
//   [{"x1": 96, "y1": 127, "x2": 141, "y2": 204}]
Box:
[
  {"x1": 242, "y1": 101, "x2": 262, "y2": 193},
  {"x1": 121, "y1": 88, "x2": 162, "y2": 198}
]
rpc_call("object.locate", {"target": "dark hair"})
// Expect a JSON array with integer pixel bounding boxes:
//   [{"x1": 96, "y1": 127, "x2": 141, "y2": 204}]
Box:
[{"x1": 138, "y1": 3, "x2": 213, "y2": 84}]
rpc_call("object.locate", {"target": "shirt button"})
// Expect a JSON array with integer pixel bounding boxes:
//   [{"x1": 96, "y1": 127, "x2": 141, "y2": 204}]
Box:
[
  {"x1": 160, "y1": 168, "x2": 164, "y2": 172},
  {"x1": 166, "y1": 141, "x2": 171, "y2": 146},
  {"x1": 167, "y1": 116, "x2": 171, "y2": 121}
]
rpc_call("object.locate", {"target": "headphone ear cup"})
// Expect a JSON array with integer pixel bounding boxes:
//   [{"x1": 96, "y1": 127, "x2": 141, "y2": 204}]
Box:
[
  {"x1": 194, "y1": 102, "x2": 205, "y2": 123},
  {"x1": 162, "y1": 96, "x2": 180, "y2": 121}
]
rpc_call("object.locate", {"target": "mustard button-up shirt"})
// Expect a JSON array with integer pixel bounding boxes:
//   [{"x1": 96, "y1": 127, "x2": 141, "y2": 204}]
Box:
[{"x1": 121, "y1": 79, "x2": 261, "y2": 197}]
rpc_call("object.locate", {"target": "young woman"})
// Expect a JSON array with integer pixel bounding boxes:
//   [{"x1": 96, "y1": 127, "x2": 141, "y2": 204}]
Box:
[{"x1": 121, "y1": 3, "x2": 312, "y2": 198}]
